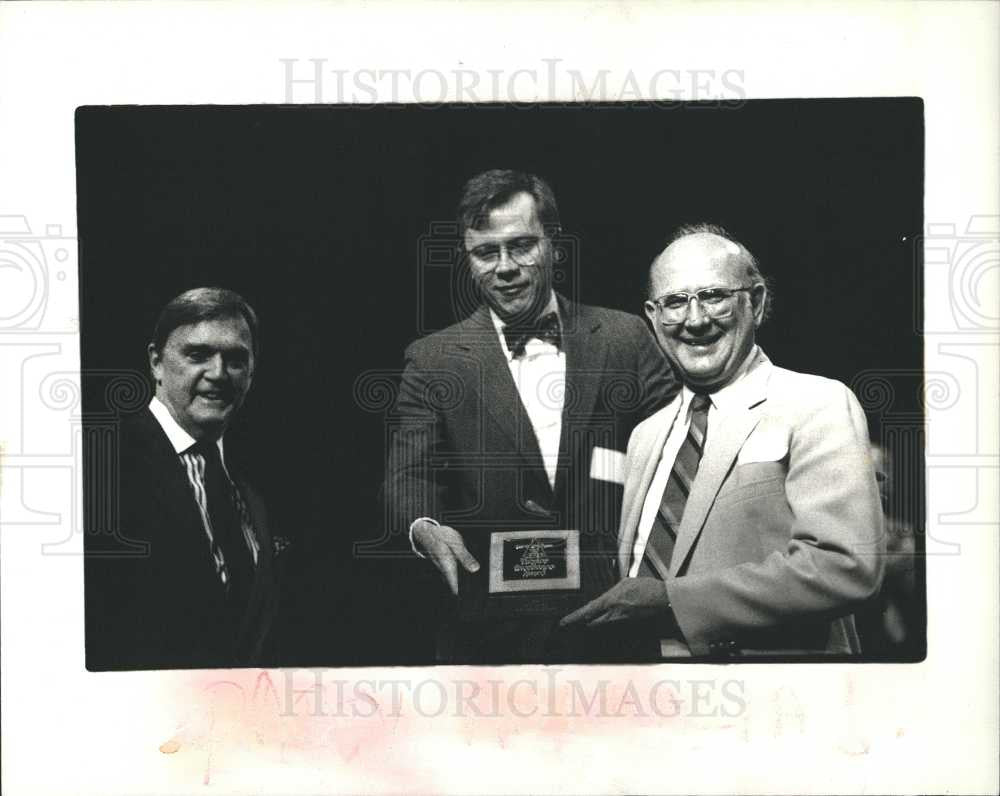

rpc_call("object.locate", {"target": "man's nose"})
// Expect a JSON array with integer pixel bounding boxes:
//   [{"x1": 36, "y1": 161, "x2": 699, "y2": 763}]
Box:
[
  {"x1": 684, "y1": 297, "x2": 711, "y2": 327},
  {"x1": 204, "y1": 354, "x2": 226, "y2": 379},
  {"x1": 494, "y1": 246, "x2": 519, "y2": 275}
]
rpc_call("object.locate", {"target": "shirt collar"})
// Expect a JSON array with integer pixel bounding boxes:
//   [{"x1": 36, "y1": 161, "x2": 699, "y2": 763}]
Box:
[
  {"x1": 680, "y1": 344, "x2": 764, "y2": 414},
  {"x1": 149, "y1": 396, "x2": 225, "y2": 460},
  {"x1": 489, "y1": 292, "x2": 561, "y2": 360}
]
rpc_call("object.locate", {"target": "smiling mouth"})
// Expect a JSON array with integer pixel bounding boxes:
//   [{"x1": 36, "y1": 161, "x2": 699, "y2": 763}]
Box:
[
  {"x1": 681, "y1": 336, "x2": 721, "y2": 348},
  {"x1": 496, "y1": 283, "x2": 528, "y2": 295},
  {"x1": 198, "y1": 392, "x2": 231, "y2": 404}
]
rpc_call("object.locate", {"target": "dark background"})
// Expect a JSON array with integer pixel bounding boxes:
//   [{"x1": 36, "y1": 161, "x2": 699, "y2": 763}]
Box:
[{"x1": 77, "y1": 100, "x2": 925, "y2": 664}]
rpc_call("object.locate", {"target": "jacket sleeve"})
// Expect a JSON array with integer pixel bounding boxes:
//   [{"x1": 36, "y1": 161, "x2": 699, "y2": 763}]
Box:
[
  {"x1": 379, "y1": 341, "x2": 451, "y2": 552},
  {"x1": 666, "y1": 381, "x2": 886, "y2": 654},
  {"x1": 630, "y1": 315, "x2": 679, "y2": 422}
]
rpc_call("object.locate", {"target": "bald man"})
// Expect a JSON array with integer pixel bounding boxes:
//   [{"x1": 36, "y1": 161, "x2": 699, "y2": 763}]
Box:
[{"x1": 562, "y1": 224, "x2": 885, "y2": 657}]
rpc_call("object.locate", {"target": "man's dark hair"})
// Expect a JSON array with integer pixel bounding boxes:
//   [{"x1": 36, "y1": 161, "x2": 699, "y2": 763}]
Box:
[
  {"x1": 150, "y1": 287, "x2": 260, "y2": 357},
  {"x1": 456, "y1": 169, "x2": 561, "y2": 239}
]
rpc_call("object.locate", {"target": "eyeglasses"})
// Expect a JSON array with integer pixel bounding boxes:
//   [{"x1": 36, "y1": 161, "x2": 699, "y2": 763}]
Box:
[
  {"x1": 650, "y1": 286, "x2": 755, "y2": 325},
  {"x1": 466, "y1": 236, "x2": 544, "y2": 271}
]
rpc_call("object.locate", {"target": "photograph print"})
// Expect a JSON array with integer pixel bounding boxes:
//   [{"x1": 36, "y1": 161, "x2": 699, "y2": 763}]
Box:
[{"x1": 76, "y1": 98, "x2": 925, "y2": 669}]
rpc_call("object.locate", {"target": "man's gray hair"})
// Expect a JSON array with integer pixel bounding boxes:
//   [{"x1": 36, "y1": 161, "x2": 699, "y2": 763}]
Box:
[{"x1": 651, "y1": 223, "x2": 773, "y2": 322}]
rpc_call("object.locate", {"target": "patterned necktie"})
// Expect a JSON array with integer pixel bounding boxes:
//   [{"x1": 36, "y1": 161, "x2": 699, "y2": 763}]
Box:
[
  {"x1": 638, "y1": 393, "x2": 711, "y2": 579},
  {"x1": 502, "y1": 311, "x2": 562, "y2": 356},
  {"x1": 195, "y1": 440, "x2": 253, "y2": 609}
]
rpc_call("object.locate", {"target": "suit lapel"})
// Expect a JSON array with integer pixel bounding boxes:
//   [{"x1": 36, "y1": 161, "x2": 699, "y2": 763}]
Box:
[
  {"x1": 554, "y1": 296, "x2": 607, "y2": 499},
  {"x1": 617, "y1": 397, "x2": 683, "y2": 577},
  {"x1": 669, "y1": 359, "x2": 773, "y2": 576},
  {"x1": 137, "y1": 409, "x2": 207, "y2": 541},
  {"x1": 451, "y1": 305, "x2": 551, "y2": 496}
]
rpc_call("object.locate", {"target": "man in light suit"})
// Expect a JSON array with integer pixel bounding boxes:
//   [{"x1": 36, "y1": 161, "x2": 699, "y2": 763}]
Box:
[
  {"x1": 383, "y1": 169, "x2": 676, "y2": 663},
  {"x1": 85, "y1": 287, "x2": 279, "y2": 670},
  {"x1": 562, "y1": 224, "x2": 884, "y2": 657}
]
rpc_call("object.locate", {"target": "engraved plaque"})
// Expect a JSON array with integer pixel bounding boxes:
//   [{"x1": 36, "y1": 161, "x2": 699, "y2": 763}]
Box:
[
  {"x1": 491, "y1": 530, "x2": 579, "y2": 593},
  {"x1": 458, "y1": 528, "x2": 614, "y2": 622}
]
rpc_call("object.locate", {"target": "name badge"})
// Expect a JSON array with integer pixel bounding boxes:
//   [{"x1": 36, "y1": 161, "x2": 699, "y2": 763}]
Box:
[{"x1": 590, "y1": 446, "x2": 625, "y2": 484}]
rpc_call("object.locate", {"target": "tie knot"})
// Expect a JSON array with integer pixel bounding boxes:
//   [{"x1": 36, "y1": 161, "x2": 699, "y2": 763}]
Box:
[
  {"x1": 502, "y1": 311, "x2": 561, "y2": 356},
  {"x1": 690, "y1": 393, "x2": 711, "y2": 413},
  {"x1": 189, "y1": 438, "x2": 222, "y2": 465}
]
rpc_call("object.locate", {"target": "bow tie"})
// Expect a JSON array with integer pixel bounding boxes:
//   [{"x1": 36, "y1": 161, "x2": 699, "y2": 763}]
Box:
[{"x1": 502, "y1": 311, "x2": 562, "y2": 357}]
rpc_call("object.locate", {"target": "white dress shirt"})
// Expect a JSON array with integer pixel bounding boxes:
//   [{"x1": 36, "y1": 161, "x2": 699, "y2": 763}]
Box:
[
  {"x1": 149, "y1": 395, "x2": 227, "y2": 467},
  {"x1": 488, "y1": 291, "x2": 565, "y2": 490},
  {"x1": 628, "y1": 345, "x2": 762, "y2": 577}
]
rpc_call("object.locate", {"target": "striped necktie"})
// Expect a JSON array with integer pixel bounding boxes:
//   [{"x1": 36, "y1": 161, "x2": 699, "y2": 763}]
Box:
[
  {"x1": 638, "y1": 393, "x2": 711, "y2": 579},
  {"x1": 194, "y1": 440, "x2": 254, "y2": 609}
]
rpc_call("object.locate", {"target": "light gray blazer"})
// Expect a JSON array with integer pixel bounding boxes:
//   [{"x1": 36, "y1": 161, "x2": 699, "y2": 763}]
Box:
[{"x1": 617, "y1": 352, "x2": 885, "y2": 656}]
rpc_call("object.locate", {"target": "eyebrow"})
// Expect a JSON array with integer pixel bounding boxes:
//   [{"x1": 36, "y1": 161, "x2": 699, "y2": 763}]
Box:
[
  {"x1": 471, "y1": 235, "x2": 538, "y2": 247},
  {"x1": 180, "y1": 343, "x2": 250, "y2": 355}
]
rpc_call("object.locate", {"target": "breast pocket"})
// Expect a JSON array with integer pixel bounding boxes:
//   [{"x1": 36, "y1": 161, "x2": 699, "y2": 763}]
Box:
[{"x1": 715, "y1": 460, "x2": 788, "y2": 509}]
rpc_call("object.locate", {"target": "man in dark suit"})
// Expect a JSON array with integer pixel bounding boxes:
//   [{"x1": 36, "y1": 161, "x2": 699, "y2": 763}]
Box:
[
  {"x1": 85, "y1": 287, "x2": 279, "y2": 670},
  {"x1": 383, "y1": 169, "x2": 677, "y2": 663}
]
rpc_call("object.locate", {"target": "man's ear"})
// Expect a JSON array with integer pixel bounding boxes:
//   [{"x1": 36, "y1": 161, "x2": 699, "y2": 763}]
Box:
[
  {"x1": 750, "y1": 285, "x2": 767, "y2": 327},
  {"x1": 147, "y1": 342, "x2": 163, "y2": 385},
  {"x1": 643, "y1": 300, "x2": 659, "y2": 327}
]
